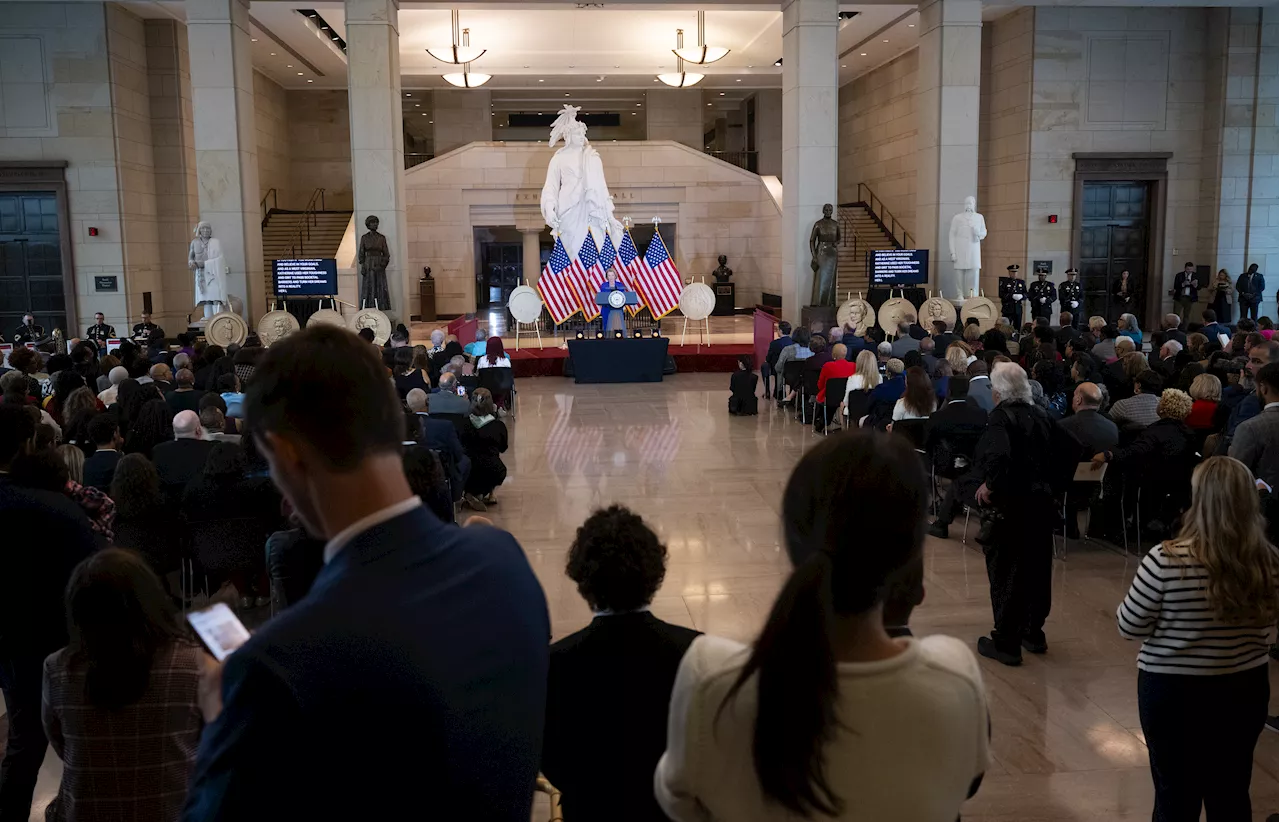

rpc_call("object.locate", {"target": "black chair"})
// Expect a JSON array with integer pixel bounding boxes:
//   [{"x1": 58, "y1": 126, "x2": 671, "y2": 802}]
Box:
[
  {"x1": 477, "y1": 366, "x2": 516, "y2": 415},
  {"x1": 890, "y1": 418, "x2": 927, "y2": 450},
  {"x1": 189, "y1": 516, "x2": 274, "y2": 593},
  {"x1": 844, "y1": 389, "x2": 874, "y2": 428},
  {"x1": 456, "y1": 373, "x2": 480, "y2": 396},
  {"x1": 800, "y1": 368, "x2": 822, "y2": 424},
  {"x1": 781, "y1": 360, "x2": 804, "y2": 404},
  {"x1": 820, "y1": 376, "x2": 847, "y2": 434}
]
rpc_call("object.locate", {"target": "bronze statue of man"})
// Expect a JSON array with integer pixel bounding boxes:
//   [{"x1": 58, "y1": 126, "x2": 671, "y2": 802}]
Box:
[
  {"x1": 712, "y1": 254, "x2": 733, "y2": 283},
  {"x1": 809, "y1": 203, "x2": 841, "y2": 307},
  {"x1": 358, "y1": 215, "x2": 391, "y2": 311}
]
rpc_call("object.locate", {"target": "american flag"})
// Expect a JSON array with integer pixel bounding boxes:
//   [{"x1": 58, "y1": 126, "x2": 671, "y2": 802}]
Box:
[
  {"x1": 537, "y1": 236, "x2": 582, "y2": 324},
  {"x1": 634, "y1": 231, "x2": 684, "y2": 319},
  {"x1": 599, "y1": 231, "x2": 641, "y2": 315},
  {"x1": 569, "y1": 235, "x2": 602, "y2": 321}
]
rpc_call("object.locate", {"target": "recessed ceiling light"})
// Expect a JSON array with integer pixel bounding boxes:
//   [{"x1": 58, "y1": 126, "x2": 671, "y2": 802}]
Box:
[
  {"x1": 636, "y1": 103, "x2": 642, "y2": 107},
  {"x1": 422, "y1": 113, "x2": 427, "y2": 116},
  {"x1": 707, "y1": 102, "x2": 712, "y2": 106},
  {"x1": 614, "y1": 65, "x2": 620, "y2": 69},
  {"x1": 428, "y1": 120, "x2": 433, "y2": 123},
  {"x1": 307, "y1": 79, "x2": 313, "y2": 83},
  {"x1": 270, "y1": 52, "x2": 276, "y2": 56},
  {"x1": 747, "y1": 64, "x2": 753, "y2": 68},
  {"x1": 538, "y1": 79, "x2": 544, "y2": 82},
  {"x1": 719, "y1": 92, "x2": 725, "y2": 96},
  {"x1": 565, "y1": 93, "x2": 570, "y2": 96},
  {"x1": 251, "y1": 38, "x2": 257, "y2": 42},
  {"x1": 287, "y1": 64, "x2": 293, "y2": 68},
  {"x1": 883, "y1": 39, "x2": 889, "y2": 43},
  {"x1": 415, "y1": 103, "x2": 420, "y2": 107},
  {"x1": 860, "y1": 52, "x2": 867, "y2": 56},
  {"x1": 405, "y1": 93, "x2": 411, "y2": 97},
  {"x1": 841, "y1": 64, "x2": 847, "y2": 68},
  {"x1": 297, "y1": 72, "x2": 304, "y2": 76},
  {"x1": 736, "y1": 78, "x2": 741, "y2": 82},
  {"x1": 596, "y1": 78, "x2": 602, "y2": 82},
  {"x1": 908, "y1": 23, "x2": 915, "y2": 27},
  {"x1": 631, "y1": 112, "x2": 637, "y2": 115}
]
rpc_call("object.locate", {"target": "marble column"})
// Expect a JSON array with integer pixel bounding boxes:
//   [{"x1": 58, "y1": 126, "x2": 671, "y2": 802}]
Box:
[
  {"x1": 186, "y1": 0, "x2": 265, "y2": 321},
  {"x1": 914, "y1": 0, "x2": 982, "y2": 299},
  {"x1": 781, "y1": 0, "x2": 838, "y2": 322},
  {"x1": 345, "y1": 0, "x2": 411, "y2": 320},
  {"x1": 521, "y1": 228, "x2": 542, "y2": 288}
]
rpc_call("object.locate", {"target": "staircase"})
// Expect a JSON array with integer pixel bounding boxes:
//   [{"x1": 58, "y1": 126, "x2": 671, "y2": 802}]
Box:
[
  {"x1": 835, "y1": 183, "x2": 914, "y2": 301},
  {"x1": 261, "y1": 188, "x2": 352, "y2": 275}
]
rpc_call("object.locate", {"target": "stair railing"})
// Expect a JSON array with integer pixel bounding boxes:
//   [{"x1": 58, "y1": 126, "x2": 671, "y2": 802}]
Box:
[
  {"x1": 855, "y1": 182, "x2": 914, "y2": 249},
  {"x1": 285, "y1": 188, "x2": 328, "y2": 258},
  {"x1": 260, "y1": 188, "x2": 277, "y2": 227}
]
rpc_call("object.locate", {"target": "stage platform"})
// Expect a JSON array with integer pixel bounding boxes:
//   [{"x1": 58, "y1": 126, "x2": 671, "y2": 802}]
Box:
[{"x1": 500, "y1": 340, "x2": 752, "y2": 378}]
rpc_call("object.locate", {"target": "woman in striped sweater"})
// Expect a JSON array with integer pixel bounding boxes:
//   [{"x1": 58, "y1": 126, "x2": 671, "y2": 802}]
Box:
[{"x1": 1117, "y1": 456, "x2": 1277, "y2": 821}]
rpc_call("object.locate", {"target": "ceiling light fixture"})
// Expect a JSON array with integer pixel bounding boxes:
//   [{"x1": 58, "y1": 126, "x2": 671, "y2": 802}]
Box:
[
  {"x1": 297, "y1": 72, "x2": 304, "y2": 76},
  {"x1": 672, "y1": 10, "x2": 730, "y2": 65},
  {"x1": 908, "y1": 23, "x2": 915, "y2": 27},
  {"x1": 426, "y1": 10, "x2": 487, "y2": 64},
  {"x1": 307, "y1": 79, "x2": 313, "y2": 83},
  {"x1": 883, "y1": 39, "x2": 889, "y2": 43},
  {"x1": 657, "y1": 29, "x2": 705, "y2": 87},
  {"x1": 251, "y1": 38, "x2": 257, "y2": 42},
  {"x1": 860, "y1": 52, "x2": 867, "y2": 56},
  {"x1": 438, "y1": 14, "x2": 490, "y2": 88},
  {"x1": 774, "y1": 58, "x2": 783, "y2": 66}
]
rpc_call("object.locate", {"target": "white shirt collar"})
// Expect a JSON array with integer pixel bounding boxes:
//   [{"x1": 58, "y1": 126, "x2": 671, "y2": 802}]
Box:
[
  {"x1": 323, "y1": 496, "x2": 422, "y2": 564},
  {"x1": 1265, "y1": 401, "x2": 1279, "y2": 411}
]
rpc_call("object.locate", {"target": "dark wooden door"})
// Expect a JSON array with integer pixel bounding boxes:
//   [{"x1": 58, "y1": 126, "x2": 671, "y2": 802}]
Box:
[
  {"x1": 478, "y1": 242, "x2": 521, "y2": 311},
  {"x1": 0, "y1": 192, "x2": 65, "y2": 333},
  {"x1": 1078, "y1": 182, "x2": 1150, "y2": 325}
]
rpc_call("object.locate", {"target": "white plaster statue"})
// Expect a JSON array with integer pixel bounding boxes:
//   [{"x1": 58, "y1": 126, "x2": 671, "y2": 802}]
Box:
[
  {"x1": 540, "y1": 105, "x2": 622, "y2": 259},
  {"x1": 948, "y1": 196, "x2": 987, "y2": 301},
  {"x1": 188, "y1": 221, "x2": 228, "y2": 322}
]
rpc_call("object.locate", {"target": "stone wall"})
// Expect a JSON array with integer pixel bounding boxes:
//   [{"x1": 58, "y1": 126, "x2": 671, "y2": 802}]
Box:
[
  {"x1": 645, "y1": 89, "x2": 703, "y2": 149},
  {"x1": 432, "y1": 89, "x2": 492, "y2": 156},
  {"x1": 402, "y1": 141, "x2": 781, "y2": 316},
  {"x1": 838, "y1": 50, "x2": 917, "y2": 232},
  {"x1": 977, "y1": 8, "x2": 1034, "y2": 296},
  {"x1": 753, "y1": 89, "x2": 783, "y2": 178},
  {"x1": 287, "y1": 89, "x2": 352, "y2": 211},
  {"x1": 1027, "y1": 7, "x2": 1215, "y2": 309},
  {"x1": 254, "y1": 71, "x2": 291, "y2": 209}
]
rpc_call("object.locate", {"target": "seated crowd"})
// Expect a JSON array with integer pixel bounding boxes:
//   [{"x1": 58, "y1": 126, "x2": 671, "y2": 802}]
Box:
[{"x1": 0, "y1": 310, "x2": 1273, "y2": 822}]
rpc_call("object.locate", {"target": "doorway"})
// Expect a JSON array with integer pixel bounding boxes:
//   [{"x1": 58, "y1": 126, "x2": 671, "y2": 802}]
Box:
[
  {"x1": 477, "y1": 241, "x2": 522, "y2": 312},
  {"x1": 0, "y1": 192, "x2": 67, "y2": 333},
  {"x1": 1077, "y1": 181, "x2": 1153, "y2": 326}
]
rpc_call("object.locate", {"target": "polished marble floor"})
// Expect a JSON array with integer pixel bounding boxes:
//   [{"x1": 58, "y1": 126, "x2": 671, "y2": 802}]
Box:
[{"x1": 490, "y1": 373, "x2": 1278, "y2": 822}]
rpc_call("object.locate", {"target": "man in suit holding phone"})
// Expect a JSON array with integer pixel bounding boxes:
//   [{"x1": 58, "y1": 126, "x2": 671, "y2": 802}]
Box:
[{"x1": 182, "y1": 326, "x2": 550, "y2": 821}]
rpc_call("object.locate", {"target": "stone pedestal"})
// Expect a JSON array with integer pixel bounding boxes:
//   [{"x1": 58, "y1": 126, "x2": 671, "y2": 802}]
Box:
[
  {"x1": 186, "y1": 0, "x2": 265, "y2": 322},
  {"x1": 781, "y1": 0, "x2": 838, "y2": 324},
  {"x1": 346, "y1": 0, "x2": 410, "y2": 321},
  {"x1": 914, "y1": 0, "x2": 982, "y2": 298},
  {"x1": 521, "y1": 228, "x2": 542, "y2": 288}
]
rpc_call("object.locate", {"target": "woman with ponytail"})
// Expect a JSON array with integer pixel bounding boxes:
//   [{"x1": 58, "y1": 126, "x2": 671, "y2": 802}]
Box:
[{"x1": 656, "y1": 432, "x2": 989, "y2": 821}]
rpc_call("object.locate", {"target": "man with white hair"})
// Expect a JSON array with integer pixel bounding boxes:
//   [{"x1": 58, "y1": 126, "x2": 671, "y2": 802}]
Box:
[
  {"x1": 151, "y1": 409, "x2": 217, "y2": 504},
  {"x1": 97, "y1": 365, "x2": 129, "y2": 406},
  {"x1": 1154, "y1": 339, "x2": 1182, "y2": 380}
]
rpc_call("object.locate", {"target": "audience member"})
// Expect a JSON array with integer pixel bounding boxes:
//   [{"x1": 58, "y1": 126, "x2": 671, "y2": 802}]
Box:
[
  {"x1": 43, "y1": 549, "x2": 209, "y2": 821},
  {"x1": 923, "y1": 375, "x2": 989, "y2": 467},
  {"x1": 729, "y1": 355, "x2": 759, "y2": 416},
  {"x1": 60, "y1": 387, "x2": 100, "y2": 456},
  {"x1": 123, "y1": 398, "x2": 174, "y2": 459},
  {"x1": 893, "y1": 366, "x2": 936, "y2": 422},
  {"x1": 946, "y1": 342, "x2": 974, "y2": 374},
  {"x1": 462, "y1": 387, "x2": 509, "y2": 511},
  {"x1": 876, "y1": 340, "x2": 894, "y2": 363},
  {"x1": 655, "y1": 433, "x2": 988, "y2": 821},
  {"x1": 773, "y1": 327, "x2": 812, "y2": 388},
  {"x1": 83, "y1": 414, "x2": 122, "y2": 492},
  {"x1": 1059, "y1": 382, "x2": 1118, "y2": 455},
  {"x1": 149, "y1": 363, "x2": 174, "y2": 394},
  {"x1": 1184, "y1": 373, "x2": 1221, "y2": 429},
  {"x1": 427, "y1": 328, "x2": 446, "y2": 356},
  {"x1": 966, "y1": 360, "x2": 994, "y2": 412},
  {"x1": 109, "y1": 454, "x2": 181, "y2": 582},
  {"x1": 1093, "y1": 389, "x2": 1198, "y2": 531},
  {"x1": 406, "y1": 388, "x2": 470, "y2": 499},
  {"x1": 217, "y1": 374, "x2": 245, "y2": 419},
  {"x1": 1153, "y1": 341, "x2": 1182, "y2": 380},
  {"x1": 11, "y1": 433, "x2": 116, "y2": 541},
  {"x1": 1117, "y1": 457, "x2": 1276, "y2": 820},
  {"x1": 543, "y1": 505, "x2": 700, "y2": 822},
  {"x1": 393, "y1": 347, "x2": 433, "y2": 398},
  {"x1": 463, "y1": 328, "x2": 488, "y2": 358},
  {"x1": 400, "y1": 437, "x2": 456, "y2": 524},
  {"x1": 152, "y1": 409, "x2": 217, "y2": 505},
  {"x1": 762, "y1": 321, "x2": 792, "y2": 398},
  {"x1": 264, "y1": 501, "x2": 326, "y2": 610},
  {"x1": 357, "y1": 327, "x2": 376, "y2": 344},
  {"x1": 1117, "y1": 313, "x2": 1142, "y2": 347},
  {"x1": 165, "y1": 369, "x2": 204, "y2": 415},
  {"x1": 891, "y1": 321, "x2": 921, "y2": 358},
  {"x1": 98, "y1": 365, "x2": 129, "y2": 406},
  {"x1": 932, "y1": 320, "x2": 957, "y2": 350},
  {"x1": 841, "y1": 349, "x2": 881, "y2": 423},
  {"x1": 866, "y1": 358, "x2": 906, "y2": 425},
  {"x1": 430, "y1": 372, "x2": 472, "y2": 415},
  {"x1": 1199, "y1": 309, "x2": 1230, "y2": 341},
  {"x1": 815, "y1": 343, "x2": 853, "y2": 405},
  {"x1": 476, "y1": 338, "x2": 511, "y2": 370},
  {"x1": 1092, "y1": 324, "x2": 1119, "y2": 362},
  {"x1": 1229, "y1": 361, "x2": 1278, "y2": 492},
  {"x1": 0, "y1": 405, "x2": 96, "y2": 820},
  {"x1": 918, "y1": 337, "x2": 939, "y2": 374},
  {"x1": 1109, "y1": 371, "x2": 1164, "y2": 431},
  {"x1": 199, "y1": 406, "x2": 240, "y2": 445},
  {"x1": 1222, "y1": 341, "x2": 1276, "y2": 442},
  {"x1": 183, "y1": 325, "x2": 549, "y2": 819}
]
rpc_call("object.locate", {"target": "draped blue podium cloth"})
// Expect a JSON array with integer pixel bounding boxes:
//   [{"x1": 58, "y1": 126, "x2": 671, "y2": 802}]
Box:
[{"x1": 596, "y1": 284, "x2": 639, "y2": 335}]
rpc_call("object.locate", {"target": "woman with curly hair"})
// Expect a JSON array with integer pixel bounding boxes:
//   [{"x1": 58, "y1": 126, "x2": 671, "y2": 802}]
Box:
[
  {"x1": 61, "y1": 387, "x2": 101, "y2": 454},
  {"x1": 1092, "y1": 389, "x2": 1198, "y2": 529},
  {"x1": 543, "y1": 504, "x2": 699, "y2": 822},
  {"x1": 123, "y1": 398, "x2": 173, "y2": 459},
  {"x1": 1118, "y1": 456, "x2": 1277, "y2": 820}
]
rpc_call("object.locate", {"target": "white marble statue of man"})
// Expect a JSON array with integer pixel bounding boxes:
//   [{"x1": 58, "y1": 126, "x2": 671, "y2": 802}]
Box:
[
  {"x1": 188, "y1": 221, "x2": 228, "y2": 321},
  {"x1": 948, "y1": 196, "x2": 987, "y2": 300},
  {"x1": 540, "y1": 105, "x2": 621, "y2": 260}
]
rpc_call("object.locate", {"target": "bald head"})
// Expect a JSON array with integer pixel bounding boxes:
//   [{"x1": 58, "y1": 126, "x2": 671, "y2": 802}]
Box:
[
  {"x1": 406, "y1": 388, "x2": 428, "y2": 412},
  {"x1": 150, "y1": 363, "x2": 172, "y2": 382},
  {"x1": 1073, "y1": 381, "x2": 1102, "y2": 411},
  {"x1": 172, "y1": 410, "x2": 202, "y2": 440}
]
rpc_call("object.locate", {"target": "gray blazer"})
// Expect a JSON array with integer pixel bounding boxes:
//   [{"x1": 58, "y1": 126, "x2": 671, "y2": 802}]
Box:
[
  {"x1": 967, "y1": 375, "x2": 994, "y2": 412},
  {"x1": 429, "y1": 390, "x2": 472, "y2": 416},
  {"x1": 1229, "y1": 403, "x2": 1278, "y2": 490}
]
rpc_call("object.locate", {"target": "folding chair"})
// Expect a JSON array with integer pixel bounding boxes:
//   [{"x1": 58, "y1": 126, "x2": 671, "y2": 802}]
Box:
[
  {"x1": 1059, "y1": 462, "x2": 1107, "y2": 559},
  {"x1": 477, "y1": 366, "x2": 517, "y2": 417},
  {"x1": 800, "y1": 368, "x2": 822, "y2": 425},
  {"x1": 781, "y1": 361, "x2": 804, "y2": 408},
  {"x1": 820, "y1": 377, "x2": 848, "y2": 435}
]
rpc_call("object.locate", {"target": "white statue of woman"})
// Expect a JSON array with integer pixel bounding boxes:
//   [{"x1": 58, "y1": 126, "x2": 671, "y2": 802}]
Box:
[
  {"x1": 540, "y1": 105, "x2": 621, "y2": 259},
  {"x1": 188, "y1": 221, "x2": 228, "y2": 321},
  {"x1": 948, "y1": 196, "x2": 987, "y2": 301}
]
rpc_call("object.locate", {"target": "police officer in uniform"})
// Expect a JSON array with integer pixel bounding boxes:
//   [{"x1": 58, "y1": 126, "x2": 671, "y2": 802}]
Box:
[
  {"x1": 998, "y1": 264, "x2": 1026, "y2": 326},
  {"x1": 1028, "y1": 269, "x2": 1057, "y2": 322},
  {"x1": 131, "y1": 312, "x2": 165, "y2": 346},
  {"x1": 1059, "y1": 268, "x2": 1084, "y2": 329},
  {"x1": 12, "y1": 313, "x2": 46, "y2": 345},
  {"x1": 86, "y1": 312, "x2": 116, "y2": 346}
]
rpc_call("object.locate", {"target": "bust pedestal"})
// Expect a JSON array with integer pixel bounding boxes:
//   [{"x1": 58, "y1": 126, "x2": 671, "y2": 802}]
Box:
[{"x1": 713, "y1": 282, "x2": 736, "y2": 316}]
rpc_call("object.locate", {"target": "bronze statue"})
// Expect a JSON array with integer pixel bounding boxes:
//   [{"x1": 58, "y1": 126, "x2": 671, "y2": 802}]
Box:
[
  {"x1": 809, "y1": 203, "x2": 841, "y2": 307},
  {"x1": 358, "y1": 215, "x2": 391, "y2": 311},
  {"x1": 712, "y1": 254, "x2": 733, "y2": 283}
]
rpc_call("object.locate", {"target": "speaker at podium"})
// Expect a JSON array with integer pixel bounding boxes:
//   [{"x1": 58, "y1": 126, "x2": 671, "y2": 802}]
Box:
[{"x1": 596, "y1": 283, "x2": 639, "y2": 335}]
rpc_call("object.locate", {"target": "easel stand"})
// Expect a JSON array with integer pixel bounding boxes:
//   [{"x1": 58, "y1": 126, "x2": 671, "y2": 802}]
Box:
[
  {"x1": 515, "y1": 322, "x2": 543, "y2": 350},
  {"x1": 680, "y1": 315, "x2": 710, "y2": 347}
]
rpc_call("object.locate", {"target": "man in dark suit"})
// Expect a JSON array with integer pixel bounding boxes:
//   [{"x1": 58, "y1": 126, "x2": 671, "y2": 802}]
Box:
[
  {"x1": 83, "y1": 414, "x2": 123, "y2": 492},
  {"x1": 931, "y1": 320, "x2": 957, "y2": 351},
  {"x1": 0, "y1": 405, "x2": 97, "y2": 821},
  {"x1": 429, "y1": 372, "x2": 472, "y2": 415},
  {"x1": 183, "y1": 326, "x2": 549, "y2": 821},
  {"x1": 151, "y1": 411, "x2": 217, "y2": 505},
  {"x1": 763, "y1": 320, "x2": 792, "y2": 399},
  {"x1": 1198, "y1": 308, "x2": 1230, "y2": 342},
  {"x1": 407, "y1": 388, "x2": 470, "y2": 501},
  {"x1": 1160, "y1": 314, "x2": 1187, "y2": 347},
  {"x1": 1170, "y1": 262, "x2": 1199, "y2": 325},
  {"x1": 1054, "y1": 311, "x2": 1080, "y2": 354},
  {"x1": 1058, "y1": 383, "x2": 1118, "y2": 538},
  {"x1": 1152, "y1": 340, "x2": 1182, "y2": 381},
  {"x1": 542, "y1": 505, "x2": 700, "y2": 822}
]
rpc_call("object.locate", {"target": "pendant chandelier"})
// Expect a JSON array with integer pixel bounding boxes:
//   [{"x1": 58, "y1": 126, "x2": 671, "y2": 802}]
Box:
[
  {"x1": 427, "y1": 10, "x2": 487, "y2": 64},
  {"x1": 657, "y1": 29, "x2": 705, "y2": 88},
  {"x1": 672, "y1": 11, "x2": 729, "y2": 65},
  {"x1": 439, "y1": 24, "x2": 490, "y2": 87}
]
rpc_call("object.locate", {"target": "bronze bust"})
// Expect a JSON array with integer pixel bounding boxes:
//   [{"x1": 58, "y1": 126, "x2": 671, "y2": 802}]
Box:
[{"x1": 712, "y1": 254, "x2": 733, "y2": 283}]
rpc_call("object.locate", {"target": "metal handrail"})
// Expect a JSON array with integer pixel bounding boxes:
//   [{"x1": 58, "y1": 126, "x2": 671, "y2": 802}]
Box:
[
  {"x1": 856, "y1": 182, "x2": 914, "y2": 249},
  {"x1": 285, "y1": 188, "x2": 328, "y2": 258},
  {"x1": 260, "y1": 188, "x2": 277, "y2": 226}
]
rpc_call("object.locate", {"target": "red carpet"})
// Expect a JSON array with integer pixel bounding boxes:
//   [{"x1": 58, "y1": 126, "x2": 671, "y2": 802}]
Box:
[{"x1": 507, "y1": 342, "x2": 752, "y2": 378}]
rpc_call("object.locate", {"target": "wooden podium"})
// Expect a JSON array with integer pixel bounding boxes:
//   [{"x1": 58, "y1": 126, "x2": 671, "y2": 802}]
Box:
[{"x1": 418, "y1": 278, "x2": 436, "y2": 321}]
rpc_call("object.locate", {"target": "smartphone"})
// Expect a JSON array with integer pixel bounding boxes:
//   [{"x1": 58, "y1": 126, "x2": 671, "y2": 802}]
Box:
[
  {"x1": 456, "y1": 385, "x2": 467, "y2": 396},
  {"x1": 187, "y1": 602, "x2": 251, "y2": 661}
]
